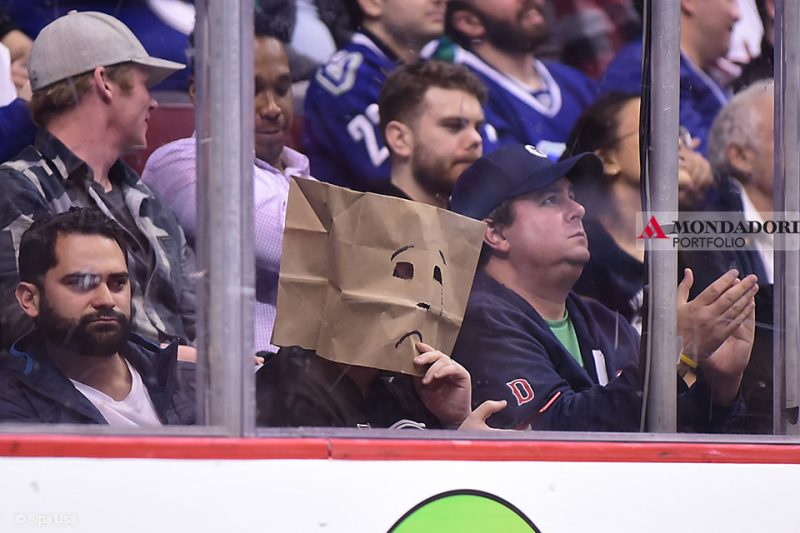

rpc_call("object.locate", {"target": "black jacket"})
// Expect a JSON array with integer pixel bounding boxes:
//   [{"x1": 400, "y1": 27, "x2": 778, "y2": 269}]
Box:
[
  {"x1": 452, "y1": 271, "x2": 744, "y2": 432},
  {"x1": 0, "y1": 332, "x2": 196, "y2": 425},
  {"x1": 256, "y1": 346, "x2": 440, "y2": 429},
  {"x1": 679, "y1": 176, "x2": 769, "y2": 298}
]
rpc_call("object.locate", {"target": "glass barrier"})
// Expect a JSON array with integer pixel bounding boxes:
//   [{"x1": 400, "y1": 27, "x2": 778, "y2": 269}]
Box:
[
  {"x1": 0, "y1": 1, "x2": 210, "y2": 436},
  {"x1": 0, "y1": 0, "x2": 792, "y2": 441}
]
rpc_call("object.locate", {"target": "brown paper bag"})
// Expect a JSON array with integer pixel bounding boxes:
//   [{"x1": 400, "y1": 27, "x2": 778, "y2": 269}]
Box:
[{"x1": 272, "y1": 177, "x2": 486, "y2": 376}]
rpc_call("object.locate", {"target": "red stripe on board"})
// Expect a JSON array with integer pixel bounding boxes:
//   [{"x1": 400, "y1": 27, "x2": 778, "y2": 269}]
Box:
[
  {"x1": 328, "y1": 439, "x2": 800, "y2": 464},
  {"x1": 1, "y1": 435, "x2": 800, "y2": 464},
  {"x1": 0, "y1": 435, "x2": 330, "y2": 460}
]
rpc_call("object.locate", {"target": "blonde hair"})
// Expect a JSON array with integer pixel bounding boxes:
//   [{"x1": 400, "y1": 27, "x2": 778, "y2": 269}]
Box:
[{"x1": 29, "y1": 63, "x2": 135, "y2": 126}]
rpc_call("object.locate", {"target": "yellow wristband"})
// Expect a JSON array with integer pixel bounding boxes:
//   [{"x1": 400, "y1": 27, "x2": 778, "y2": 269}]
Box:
[{"x1": 679, "y1": 353, "x2": 698, "y2": 369}]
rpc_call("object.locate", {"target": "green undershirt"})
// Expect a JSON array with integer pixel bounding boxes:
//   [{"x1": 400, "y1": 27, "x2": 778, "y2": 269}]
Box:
[{"x1": 546, "y1": 311, "x2": 583, "y2": 367}]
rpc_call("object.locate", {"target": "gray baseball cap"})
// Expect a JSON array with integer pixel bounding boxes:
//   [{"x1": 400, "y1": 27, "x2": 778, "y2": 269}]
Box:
[{"x1": 29, "y1": 10, "x2": 185, "y2": 91}]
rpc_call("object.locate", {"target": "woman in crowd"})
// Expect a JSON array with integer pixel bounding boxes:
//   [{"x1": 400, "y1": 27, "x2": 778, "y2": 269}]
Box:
[{"x1": 562, "y1": 92, "x2": 713, "y2": 331}]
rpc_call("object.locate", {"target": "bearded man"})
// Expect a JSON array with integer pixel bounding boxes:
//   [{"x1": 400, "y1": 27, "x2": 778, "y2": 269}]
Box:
[
  {"x1": 443, "y1": 0, "x2": 598, "y2": 159},
  {"x1": 377, "y1": 60, "x2": 486, "y2": 207},
  {"x1": 303, "y1": 0, "x2": 450, "y2": 191},
  {"x1": 0, "y1": 208, "x2": 195, "y2": 426}
]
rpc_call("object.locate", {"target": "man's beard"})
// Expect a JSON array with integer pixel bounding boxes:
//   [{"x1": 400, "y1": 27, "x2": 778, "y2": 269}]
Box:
[
  {"x1": 36, "y1": 297, "x2": 131, "y2": 358},
  {"x1": 411, "y1": 147, "x2": 467, "y2": 198},
  {"x1": 474, "y1": 3, "x2": 549, "y2": 54}
]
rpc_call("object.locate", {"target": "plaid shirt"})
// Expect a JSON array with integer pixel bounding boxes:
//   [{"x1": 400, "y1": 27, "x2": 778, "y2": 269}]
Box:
[{"x1": 0, "y1": 130, "x2": 196, "y2": 348}]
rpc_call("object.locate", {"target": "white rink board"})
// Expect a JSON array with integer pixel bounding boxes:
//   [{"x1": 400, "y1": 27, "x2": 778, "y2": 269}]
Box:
[{"x1": 0, "y1": 457, "x2": 795, "y2": 532}]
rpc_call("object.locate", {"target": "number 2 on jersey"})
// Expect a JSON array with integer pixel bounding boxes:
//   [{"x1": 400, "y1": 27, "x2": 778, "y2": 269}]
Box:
[{"x1": 347, "y1": 103, "x2": 389, "y2": 168}]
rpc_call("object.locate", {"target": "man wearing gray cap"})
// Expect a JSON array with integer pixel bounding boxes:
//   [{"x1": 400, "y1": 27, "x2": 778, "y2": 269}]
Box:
[
  {"x1": 449, "y1": 144, "x2": 758, "y2": 433},
  {"x1": 0, "y1": 11, "x2": 196, "y2": 350}
]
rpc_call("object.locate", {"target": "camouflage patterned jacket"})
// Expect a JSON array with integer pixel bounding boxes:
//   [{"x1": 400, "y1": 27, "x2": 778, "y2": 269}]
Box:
[{"x1": 0, "y1": 130, "x2": 196, "y2": 348}]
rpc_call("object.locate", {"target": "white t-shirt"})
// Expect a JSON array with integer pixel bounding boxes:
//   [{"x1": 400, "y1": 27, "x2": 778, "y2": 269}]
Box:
[{"x1": 70, "y1": 361, "x2": 163, "y2": 427}]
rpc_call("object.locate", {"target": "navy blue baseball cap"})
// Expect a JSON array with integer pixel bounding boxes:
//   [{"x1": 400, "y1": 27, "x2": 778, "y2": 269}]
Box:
[{"x1": 449, "y1": 144, "x2": 602, "y2": 220}]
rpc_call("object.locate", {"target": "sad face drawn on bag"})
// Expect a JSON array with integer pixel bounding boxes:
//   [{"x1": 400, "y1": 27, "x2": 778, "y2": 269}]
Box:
[{"x1": 390, "y1": 244, "x2": 447, "y2": 350}]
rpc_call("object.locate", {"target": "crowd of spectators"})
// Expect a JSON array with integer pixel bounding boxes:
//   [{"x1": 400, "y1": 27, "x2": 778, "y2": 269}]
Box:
[{"x1": 0, "y1": 0, "x2": 781, "y2": 434}]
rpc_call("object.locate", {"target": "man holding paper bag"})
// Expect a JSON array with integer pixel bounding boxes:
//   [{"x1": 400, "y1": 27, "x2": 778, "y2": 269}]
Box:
[{"x1": 257, "y1": 177, "x2": 505, "y2": 430}]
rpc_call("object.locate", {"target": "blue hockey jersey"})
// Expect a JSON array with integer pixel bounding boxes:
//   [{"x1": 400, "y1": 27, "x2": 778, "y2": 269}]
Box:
[
  {"x1": 450, "y1": 46, "x2": 598, "y2": 160},
  {"x1": 600, "y1": 40, "x2": 730, "y2": 155},
  {"x1": 302, "y1": 31, "x2": 398, "y2": 191}
]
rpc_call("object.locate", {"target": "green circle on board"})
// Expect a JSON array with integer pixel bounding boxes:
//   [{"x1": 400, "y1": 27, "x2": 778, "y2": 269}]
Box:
[{"x1": 388, "y1": 490, "x2": 540, "y2": 533}]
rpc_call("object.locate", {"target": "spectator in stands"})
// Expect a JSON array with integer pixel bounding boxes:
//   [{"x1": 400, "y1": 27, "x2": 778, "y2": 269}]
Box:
[
  {"x1": 0, "y1": 209, "x2": 195, "y2": 425},
  {"x1": 683, "y1": 79, "x2": 774, "y2": 291},
  {"x1": 377, "y1": 60, "x2": 486, "y2": 207},
  {"x1": 0, "y1": 11, "x2": 196, "y2": 351},
  {"x1": 562, "y1": 92, "x2": 713, "y2": 330},
  {"x1": 551, "y1": 0, "x2": 642, "y2": 80},
  {"x1": 561, "y1": 92, "x2": 755, "y2": 402},
  {"x1": 302, "y1": 0, "x2": 448, "y2": 191},
  {"x1": 682, "y1": 79, "x2": 775, "y2": 434},
  {"x1": 449, "y1": 144, "x2": 758, "y2": 432},
  {"x1": 258, "y1": 175, "x2": 506, "y2": 430},
  {"x1": 679, "y1": 78, "x2": 775, "y2": 301},
  {"x1": 443, "y1": 0, "x2": 598, "y2": 159},
  {"x1": 600, "y1": 0, "x2": 741, "y2": 154},
  {"x1": 143, "y1": 20, "x2": 309, "y2": 353}
]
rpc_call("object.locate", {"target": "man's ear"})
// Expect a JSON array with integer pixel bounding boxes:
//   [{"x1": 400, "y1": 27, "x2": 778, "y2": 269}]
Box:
[
  {"x1": 483, "y1": 220, "x2": 510, "y2": 255},
  {"x1": 15, "y1": 282, "x2": 41, "y2": 319},
  {"x1": 451, "y1": 8, "x2": 485, "y2": 41},
  {"x1": 680, "y1": 0, "x2": 697, "y2": 17},
  {"x1": 726, "y1": 142, "x2": 753, "y2": 177},
  {"x1": 384, "y1": 120, "x2": 413, "y2": 158},
  {"x1": 357, "y1": 0, "x2": 383, "y2": 20},
  {"x1": 93, "y1": 66, "x2": 113, "y2": 102}
]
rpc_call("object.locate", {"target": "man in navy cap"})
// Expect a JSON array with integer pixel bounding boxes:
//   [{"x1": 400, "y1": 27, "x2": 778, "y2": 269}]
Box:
[{"x1": 449, "y1": 144, "x2": 758, "y2": 432}]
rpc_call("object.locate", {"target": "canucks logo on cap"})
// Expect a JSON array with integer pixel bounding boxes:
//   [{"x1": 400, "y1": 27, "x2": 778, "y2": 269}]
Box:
[{"x1": 524, "y1": 145, "x2": 547, "y2": 159}]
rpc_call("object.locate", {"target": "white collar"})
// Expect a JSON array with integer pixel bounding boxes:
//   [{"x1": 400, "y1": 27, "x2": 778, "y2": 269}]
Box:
[{"x1": 454, "y1": 47, "x2": 563, "y2": 117}]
